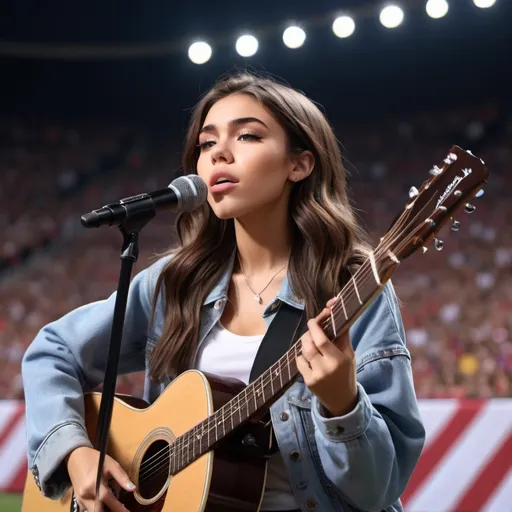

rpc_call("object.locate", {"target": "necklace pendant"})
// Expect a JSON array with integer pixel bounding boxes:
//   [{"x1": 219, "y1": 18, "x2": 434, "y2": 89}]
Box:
[{"x1": 254, "y1": 294, "x2": 263, "y2": 304}]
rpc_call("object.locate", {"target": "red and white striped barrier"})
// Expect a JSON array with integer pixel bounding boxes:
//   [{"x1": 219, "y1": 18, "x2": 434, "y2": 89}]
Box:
[{"x1": 1, "y1": 399, "x2": 511, "y2": 510}]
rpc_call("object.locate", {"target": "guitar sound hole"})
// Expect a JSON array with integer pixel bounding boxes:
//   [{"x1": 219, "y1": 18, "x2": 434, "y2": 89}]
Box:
[{"x1": 138, "y1": 439, "x2": 171, "y2": 500}]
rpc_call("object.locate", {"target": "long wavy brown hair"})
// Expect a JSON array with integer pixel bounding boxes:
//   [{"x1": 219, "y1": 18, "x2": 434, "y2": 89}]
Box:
[{"x1": 149, "y1": 71, "x2": 369, "y2": 381}]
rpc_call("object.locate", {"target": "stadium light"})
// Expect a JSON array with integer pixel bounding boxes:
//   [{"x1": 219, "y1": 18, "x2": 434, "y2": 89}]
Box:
[
  {"x1": 283, "y1": 26, "x2": 306, "y2": 49},
  {"x1": 188, "y1": 42, "x2": 212, "y2": 65},
  {"x1": 473, "y1": 0, "x2": 496, "y2": 7},
  {"x1": 332, "y1": 16, "x2": 356, "y2": 38},
  {"x1": 236, "y1": 35, "x2": 259, "y2": 57},
  {"x1": 379, "y1": 5, "x2": 405, "y2": 28},
  {"x1": 426, "y1": 0, "x2": 449, "y2": 19}
]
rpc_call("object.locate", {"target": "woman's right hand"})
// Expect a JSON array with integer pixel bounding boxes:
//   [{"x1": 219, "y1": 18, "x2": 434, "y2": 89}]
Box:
[{"x1": 66, "y1": 446, "x2": 136, "y2": 512}]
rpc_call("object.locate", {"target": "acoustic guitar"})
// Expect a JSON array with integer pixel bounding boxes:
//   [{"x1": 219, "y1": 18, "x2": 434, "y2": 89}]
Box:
[{"x1": 22, "y1": 146, "x2": 489, "y2": 511}]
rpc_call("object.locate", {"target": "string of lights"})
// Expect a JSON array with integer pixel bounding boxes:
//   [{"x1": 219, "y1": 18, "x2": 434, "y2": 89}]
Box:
[{"x1": 0, "y1": 0, "x2": 498, "y2": 62}]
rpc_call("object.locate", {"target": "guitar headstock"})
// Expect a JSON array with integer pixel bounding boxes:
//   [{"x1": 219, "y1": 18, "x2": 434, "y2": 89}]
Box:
[{"x1": 381, "y1": 145, "x2": 489, "y2": 262}]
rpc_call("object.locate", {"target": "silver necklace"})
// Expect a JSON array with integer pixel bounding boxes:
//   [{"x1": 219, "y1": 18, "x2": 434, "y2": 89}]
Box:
[{"x1": 237, "y1": 253, "x2": 289, "y2": 304}]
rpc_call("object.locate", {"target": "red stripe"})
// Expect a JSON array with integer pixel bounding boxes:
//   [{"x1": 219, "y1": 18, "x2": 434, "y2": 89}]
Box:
[
  {"x1": 451, "y1": 431, "x2": 512, "y2": 511},
  {"x1": 0, "y1": 405, "x2": 25, "y2": 445},
  {"x1": 402, "y1": 400, "x2": 484, "y2": 506},
  {"x1": 7, "y1": 460, "x2": 27, "y2": 493}
]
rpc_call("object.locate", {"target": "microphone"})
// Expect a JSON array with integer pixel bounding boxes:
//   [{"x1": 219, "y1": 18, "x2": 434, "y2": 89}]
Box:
[{"x1": 80, "y1": 174, "x2": 208, "y2": 228}]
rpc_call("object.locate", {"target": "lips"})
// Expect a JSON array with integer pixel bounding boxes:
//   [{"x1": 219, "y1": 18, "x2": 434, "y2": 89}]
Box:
[
  {"x1": 209, "y1": 169, "x2": 239, "y2": 188},
  {"x1": 209, "y1": 170, "x2": 239, "y2": 194}
]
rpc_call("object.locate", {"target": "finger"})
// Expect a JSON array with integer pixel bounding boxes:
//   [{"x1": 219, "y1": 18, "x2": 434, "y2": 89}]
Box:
[
  {"x1": 106, "y1": 458, "x2": 136, "y2": 493},
  {"x1": 326, "y1": 296, "x2": 338, "y2": 308},
  {"x1": 296, "y1": 354, "x2": 313, "y2": 377},
  {"x1": 301, "y1": 332, "x2": 321, "y2": 362},
  {"x1": 86, "y1": 497, "x2": 104, "y2": 512},
  {"x1": 307, "y1": 318, "x2": 332, "y2": 355},
  {"x1": 101, "y1": 487, "x2": 130, "y2": 512},
  {"x1": 76, "y1": 500, "x2": 88, "y2": 512}
]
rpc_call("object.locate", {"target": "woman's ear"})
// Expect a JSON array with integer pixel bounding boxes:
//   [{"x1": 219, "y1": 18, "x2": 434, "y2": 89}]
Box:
[{"x1": 289, "y1": 150, "x2": 315, "y2": 183}]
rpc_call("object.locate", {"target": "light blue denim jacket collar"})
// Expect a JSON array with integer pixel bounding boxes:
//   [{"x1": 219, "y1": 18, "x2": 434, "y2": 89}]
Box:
[{"x1": 202, "y1": 249, "x2": 305, "y2": 312}]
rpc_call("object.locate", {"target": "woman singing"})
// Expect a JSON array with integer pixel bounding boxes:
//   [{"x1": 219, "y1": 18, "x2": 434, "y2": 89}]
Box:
[{"x1": 22, "y1": 71, "x2": 425, "y2": 512}]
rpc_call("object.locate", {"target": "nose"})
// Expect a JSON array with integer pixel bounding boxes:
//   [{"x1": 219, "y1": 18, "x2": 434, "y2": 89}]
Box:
[{"x1": 211, "y1": 140, "x2": 234, "y2": 165}]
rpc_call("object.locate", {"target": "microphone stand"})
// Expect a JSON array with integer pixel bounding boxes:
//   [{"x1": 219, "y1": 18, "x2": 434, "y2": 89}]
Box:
[{"x1": 87, "y1": 197, "x2": 156, "y2": 507}]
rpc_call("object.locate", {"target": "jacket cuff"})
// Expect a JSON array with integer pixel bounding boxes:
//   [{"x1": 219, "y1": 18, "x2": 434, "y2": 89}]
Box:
[
  {"x1": 31, "y1": 421, "x2": 92, "y2": 499},
  {"x1": 311, "y1": 382, "x2": 372, "y2": 442}
]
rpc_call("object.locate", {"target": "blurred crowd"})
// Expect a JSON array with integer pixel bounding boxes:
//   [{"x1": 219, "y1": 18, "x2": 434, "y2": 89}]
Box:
[{"x1": 0, "y1": 102, "x2": 510, "y2": 400}]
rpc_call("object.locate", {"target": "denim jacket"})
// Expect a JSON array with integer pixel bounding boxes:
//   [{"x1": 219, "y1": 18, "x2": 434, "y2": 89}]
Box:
[{"x1": 22, "y1": 251, "x2": 425, "y2": 512}]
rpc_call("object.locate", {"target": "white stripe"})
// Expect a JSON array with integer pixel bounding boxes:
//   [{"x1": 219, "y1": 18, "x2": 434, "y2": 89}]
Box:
[
  {"x1": 418, "y1": 399, "x2": 460, "y2": 447},
  {"x1": 482, "y1": 469, "x2": 512, "y2": 512},
  {"x1": 0, "y1": 419, "x2": 26, "y2": 486},
  {"x1": 0, "y1": 401, "x2": 21, "y2": 433},
  {"x1": 408, "y1": 401, "x2": 512, "y2": 512},
  {"x1": 368, "y1": 251, "x2": 382, "y2": 285}
]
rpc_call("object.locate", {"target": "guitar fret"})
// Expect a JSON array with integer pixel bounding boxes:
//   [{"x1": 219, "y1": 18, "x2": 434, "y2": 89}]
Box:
[
  {"x1": 338, "y1": 292, "x2": 348, "y2": 319},
  {"x1": 191, "y1": 425, "x2": 196, "y2": 461},
  {"x1": 206, "y1": 418, "x2": 210, "y2": 453},
  {"x1": 352, "y1": 275, "x2": 363, "y2": 305},
  {"x1": 368, "y1": 250, "x2": 382, "y2": 285}
]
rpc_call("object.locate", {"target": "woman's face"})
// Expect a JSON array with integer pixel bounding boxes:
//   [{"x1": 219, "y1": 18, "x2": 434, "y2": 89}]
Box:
[{"x1": 196, "y1": 93, "x2": 297, "y2": 220}]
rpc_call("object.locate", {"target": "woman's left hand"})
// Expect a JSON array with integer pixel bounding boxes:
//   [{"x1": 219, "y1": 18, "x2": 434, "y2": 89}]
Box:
[{"x1": 296, "y1": 297, "x2": 358, "y2": 417}]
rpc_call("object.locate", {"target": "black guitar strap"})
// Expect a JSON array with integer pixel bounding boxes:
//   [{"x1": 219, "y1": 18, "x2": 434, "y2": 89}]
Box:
[
  {"x1": 247, "y1": 300, "x2": 308, "y2": 456},
  {"x1": 249, "y1": 300, "x2": 307, "y2": 383}
]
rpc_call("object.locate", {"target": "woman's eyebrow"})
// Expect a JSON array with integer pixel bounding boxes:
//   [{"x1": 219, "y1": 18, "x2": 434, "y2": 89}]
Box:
[{"x1": 199, "y1": 117, "x2": 269, "y2": 135}]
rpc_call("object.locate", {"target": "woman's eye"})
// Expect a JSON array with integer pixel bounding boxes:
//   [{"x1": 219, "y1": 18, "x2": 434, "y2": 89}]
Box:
[
  {"x1": 198, "y1": 140, "x2": 215, "y2": 150},
  {"x1": 239, "y1": 133, "x2": 261, "y2": 141}
]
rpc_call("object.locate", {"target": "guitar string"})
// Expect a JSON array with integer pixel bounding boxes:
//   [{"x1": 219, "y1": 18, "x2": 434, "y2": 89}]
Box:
[
  {"x1": 137, "y1": 200, "x2": 428, "y2": 482},
  {"x1": 136, "y1": 211, "x2": 415, "y2": 483},
  {"x1": 140, "y1": 212, "x2": 420, "y2": 477}
]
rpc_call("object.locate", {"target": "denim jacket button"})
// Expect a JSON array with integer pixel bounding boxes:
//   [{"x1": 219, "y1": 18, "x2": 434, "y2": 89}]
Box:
[
  {"x1": 270, "y1": 300, "x2": 280, "y2": 311},
  {"x1": 306, "y1": 498, "x2": 317, "y2": 509},
  {"x1": 214, "y1": 299, "x2": 223, "y2": 310},
  {"x1": 289, "y1": 450, "x2": 301, "y2": 461},
  {"x1": 279, "y1": 412, "x2": 289, "y2": 421}
]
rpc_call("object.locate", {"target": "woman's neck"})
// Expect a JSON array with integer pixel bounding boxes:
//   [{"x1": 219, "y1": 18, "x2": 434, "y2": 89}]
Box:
[{"x1": 233, "y1": 207, "x2": 292, "y2": 276}]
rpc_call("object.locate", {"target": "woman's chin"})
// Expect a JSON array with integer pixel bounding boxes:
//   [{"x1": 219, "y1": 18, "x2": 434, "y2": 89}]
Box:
[{"x1": 211, "y1": 203, "x2": 249, "y2": 220}]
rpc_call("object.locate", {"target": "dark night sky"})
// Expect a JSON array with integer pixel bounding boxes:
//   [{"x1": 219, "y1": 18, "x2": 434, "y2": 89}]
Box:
[{"x1": 0, "y1": 0, "x2": 511, "y2": 125}]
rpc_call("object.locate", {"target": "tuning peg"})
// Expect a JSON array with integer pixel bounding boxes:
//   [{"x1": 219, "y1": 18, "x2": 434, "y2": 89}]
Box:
[
  {"x1": 429, "y1": 166, "x2": 441, "y2": 176},
  {"x1": 409, "y1": 186, "x2": 419, "y2": 198},
  {"x1": 434, "y1": 238, "x2": 444, "y2": 251},
  {"x1": 422, "y1": 246, "x2": 428, "y2": 254},
  {"x1": 475, "y1": 189, "x2": 484, "y2": 198},
  {"x1": 451, "y1": 220, "x2": 461, "y2": 232},
  {"x1": 464, "y1": 203, "x2": 476, "y2": 214}
]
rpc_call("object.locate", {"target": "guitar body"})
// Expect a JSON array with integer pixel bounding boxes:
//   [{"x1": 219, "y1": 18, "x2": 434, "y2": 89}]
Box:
[{"x1": 22, "y1": 370, "x2": 271, "y2": 511}]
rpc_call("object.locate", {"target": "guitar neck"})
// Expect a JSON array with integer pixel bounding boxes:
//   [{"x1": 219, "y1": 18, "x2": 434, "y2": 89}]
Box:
[{"x1": 172, "y1": 250, "x2": 395, "y2": 474}]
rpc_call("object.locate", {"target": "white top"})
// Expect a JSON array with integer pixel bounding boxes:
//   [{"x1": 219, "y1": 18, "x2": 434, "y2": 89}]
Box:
[{"x1": 194, "y1": 320, "x2": 299, "y2": 511}]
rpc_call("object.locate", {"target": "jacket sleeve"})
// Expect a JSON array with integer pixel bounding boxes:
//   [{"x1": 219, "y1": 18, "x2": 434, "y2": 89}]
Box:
[
  {"x1": 21, "y1": 257, "x2": 168, "y2": 499},
  {"x1": 310, "y1": 281, "x2": 426, "y2": 511}
]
